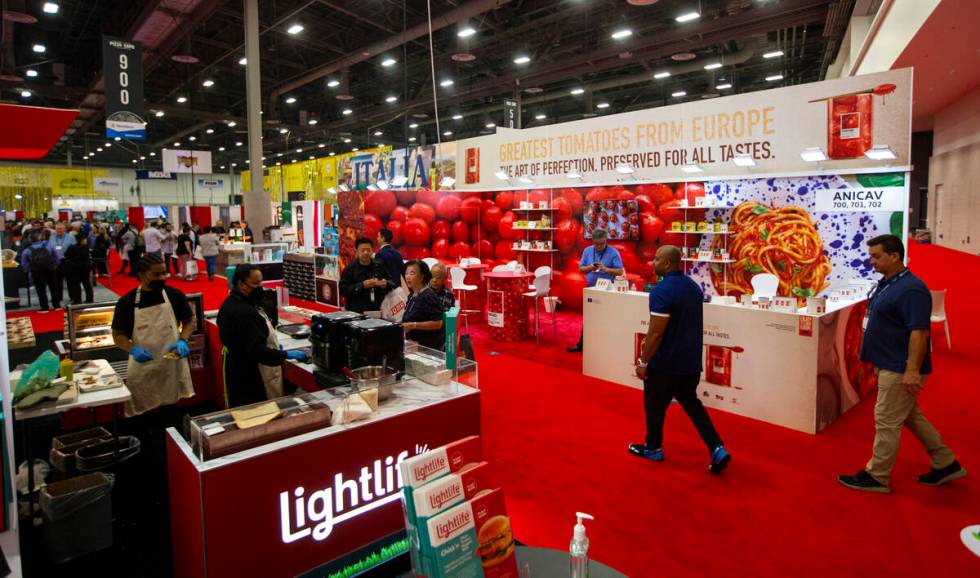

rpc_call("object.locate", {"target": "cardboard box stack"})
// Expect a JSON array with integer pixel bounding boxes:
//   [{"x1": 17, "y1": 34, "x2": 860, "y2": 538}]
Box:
[{"x1": 400, "y1": 436, "x2": 519, "y2": 578}]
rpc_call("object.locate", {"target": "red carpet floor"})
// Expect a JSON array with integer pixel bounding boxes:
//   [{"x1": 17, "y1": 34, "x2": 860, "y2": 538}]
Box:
[{"x1": 474, "y1": 241, "x2": 980, "y2": 577}]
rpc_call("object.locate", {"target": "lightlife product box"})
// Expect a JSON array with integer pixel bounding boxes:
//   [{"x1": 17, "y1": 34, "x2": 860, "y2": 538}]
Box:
[
  {"x1": 422, "y1": 488, "x2": 518, "y2": 578},
  {"x1": 413, "y1": 462, "x2": 494, "y2": 576}
]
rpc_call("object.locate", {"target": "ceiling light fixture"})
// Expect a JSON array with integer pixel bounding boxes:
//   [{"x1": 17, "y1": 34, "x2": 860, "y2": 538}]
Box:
[
  {"x1": 343, "y1": 138, "x2": 352, "y2": 143},
  {"x1": 443, "y1": 130, "x2": 453, "y2": 136},
  {"x1": 675, "y1": 11, "x2": 700, "y2": 23},
  {"x1": 452, "y1": 114, "x2": 463, "y2": 120},
  {"x1": 226, "y1": 120, "x2": 237, "y2": 127},
  {"x1": 457, "y1": 27, "x2": 476, "y2": 38},
  {"x1": 653, "y1": 71, "x2": 671, "y2": 79},
  {"x1": 716, "y1": 83, "x2": 732, "y2": 90},
  {"x1": 800, "y1": 147, "x2": 827, "y2": 162},
  {"x1": 385, "y1": 95, "x2": 397, "y2": 103},
  {"x1": 206, "y1": 128, "x2": 214, "y2": 134},
  {"x1": 318, "y1": 143, "x2": 325, "y2": 148},
  {"x1": 171, "y1": 143, "x2": 179, "y2": 147},
  {"x1": 763, "y1": 50, "x2": 784, "y2": 59},
  {"x1": 32, "y1": 44, "x2": 46, "y2": 54},
  {"x1": 287, "y1": 23, "x2": 304, "y2": 35},
  {"x1": 149, "y1": 152, "x2": 156, "y2": 157},
  {"x1": 238, "y1": 57, "x2": 247, "y2": 65},
  {"x1": 218, "y1": 147, "x2": 225, "y2": 151},
  {"x1": 42, "y1": 2, "x2": 60, "y2": 14},
  {"x1": 236, "y1": 141, "x2": 243, "y2": 147},
  {"x1": 308, "y1": 118, "x2": 318, "y2": 125},
  {"x1": 408, "y1": 137, "x2": 417, "y2": 142},
  {"x1": 765, "y1": 74, "x2": 784, "y2": 82},
  {"x1": 535, "y1": 113, "x2": 546, "y2": 120},
  {"x1": 342, "y1": 108, "x2": 352, "y2": 115},
  {"x1": 440, "y1": 79, "x2": 454, "y2": 87},
  {"x1": 672, "y1": 90, "x2": 687, "y2": 97},
  {"x1": 596, "y1": 102, "x2": 610, "y2": 109},
  {"x1": 177, "y1": 96, "x2": 187, "y2": 103},
  {"x1": 351, "y1": 147, "x2": 359, "y2": 152},
  {"x1": 295, "y1": 148, "x2": 302, "y2": 153},
  {"x1": 374, "y1": 130, "x2": 383, "y2": 136},
  {"x1": 285, "y1": 97, "x2": 296, "y2": 104},
  {"x1": 704, "y1": 62, "x2": 722, "y2": 70},
  {"x1": 202, "y1": 79, "x2": 214, "y2": 87},
  {"x1": 513, "y1": 55, "x2": 531, "y2": 64},
  {"x1": 326, "y1": 79, "x2": 340, "y2": 88},
  {"x1": 26, "y1": 69, "x2": 38, "y2": 78},
  {"x1": 381, "y1": 57, "x2": 397, "y2": 67},
  {"x1": 732, "y1": 154, "x2": 756, "y2": 167},
  {"x1": 570, "y1": 88, "x2": 585, "y2": 95},
  {"x1": 188, "y1": 136, "x2": 197, "y2": 142},
  {"x1": 409, "y1": 123, "x2": 418, "y2": 128},
  {"x1": 485, "y1": 122, "x2": 496, "y2": 128},
  {"x1": 611, "y1": 29, "x2": 633, "y2": 40},
  {"x1": 96, "y1": 147, "x2": 103, "y2": 152},
  {"x1": 154, "y1": 110, "x2": 165, "y2": 118},
  {"x1": 680, "y1": 164, "x2": 703, "y2": 173}
]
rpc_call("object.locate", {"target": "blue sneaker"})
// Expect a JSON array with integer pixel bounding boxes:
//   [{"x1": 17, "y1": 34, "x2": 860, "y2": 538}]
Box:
[
  {"x1": 709, "y1": 445, "x2": 731, "y2": 473},
  {"x1": 628, "y1": 444, "x2": 664, "y2": 462}
]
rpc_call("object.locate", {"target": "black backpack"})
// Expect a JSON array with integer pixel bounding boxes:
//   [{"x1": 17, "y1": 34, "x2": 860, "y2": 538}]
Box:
[{"x1": 29, "y1": 245, "x2": 55, "y2": 272}]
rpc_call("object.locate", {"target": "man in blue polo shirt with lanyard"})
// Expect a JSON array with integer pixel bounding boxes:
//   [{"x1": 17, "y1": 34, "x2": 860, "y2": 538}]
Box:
[
  {"x1": 839, "y1": 235, "x2": 965, "y2": 493},
  {"x1": 631, "y1": 245, "x2": 731, "y2": 473},
  {"x1": 567, "y1": 228, "x2": 623, "y2": 352}
]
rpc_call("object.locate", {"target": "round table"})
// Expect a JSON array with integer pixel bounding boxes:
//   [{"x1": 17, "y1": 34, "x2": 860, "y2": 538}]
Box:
[
  {"x1": 514, "y1": 546, "x2": 626, "y2": 577},
  {"x1": 483, "y1": 270, "x2": 534, "y2": 341}
]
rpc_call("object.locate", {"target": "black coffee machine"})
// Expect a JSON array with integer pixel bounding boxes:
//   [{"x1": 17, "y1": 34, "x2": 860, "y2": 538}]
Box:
[
  {"x1": 347, "y1": 318, "x2": 405, "y2": 372},
  {"x1": 310, "y1": 311, "x2": 365, "y2": 372}
]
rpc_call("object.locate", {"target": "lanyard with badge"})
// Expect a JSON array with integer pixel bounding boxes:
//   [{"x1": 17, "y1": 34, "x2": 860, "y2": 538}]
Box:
[{"x1": 863, "y1": 268, "x2": 909, "y2": 331}]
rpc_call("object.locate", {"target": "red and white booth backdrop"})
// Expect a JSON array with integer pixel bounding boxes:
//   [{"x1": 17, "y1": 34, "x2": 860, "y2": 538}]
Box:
[{"x1": 355, "y1": 183, "x2": 702, "y2": 311}]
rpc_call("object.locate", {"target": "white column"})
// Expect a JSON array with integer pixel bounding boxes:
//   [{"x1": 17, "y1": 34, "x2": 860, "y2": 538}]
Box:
[{"x1": 243, "y1": 0, "x2": 272, "y2": 238}]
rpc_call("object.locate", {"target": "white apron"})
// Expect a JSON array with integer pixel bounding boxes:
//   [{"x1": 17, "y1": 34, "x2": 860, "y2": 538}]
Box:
[
  {"x1": 257, "y1": 308, "x2": 283, "y2": 399},
  {"x1": 125, "y1": 288, "x2": 195, "y2": 417}
]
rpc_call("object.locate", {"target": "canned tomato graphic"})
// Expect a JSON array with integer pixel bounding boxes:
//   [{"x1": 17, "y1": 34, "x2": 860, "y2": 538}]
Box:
[
  {"x1": 705, "y1": 345, "x2": 744, "y2": 387},
  {"x1": 465, "y1": 147, "x2": 480, "y2": 183},
  {"x1": 827, "y1": 93, "x2": 872, "y2": 159}
]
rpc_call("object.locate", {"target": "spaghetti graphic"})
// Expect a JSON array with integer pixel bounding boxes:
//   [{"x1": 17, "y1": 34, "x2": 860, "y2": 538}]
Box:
[{"x1": 710, "y1": 201, "x2": 831, "y2": 302}]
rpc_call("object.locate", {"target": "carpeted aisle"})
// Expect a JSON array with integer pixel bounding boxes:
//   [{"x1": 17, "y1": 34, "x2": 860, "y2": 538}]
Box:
[{"x1": 474, "y1": 241, "x2": 980, "y2": 577}]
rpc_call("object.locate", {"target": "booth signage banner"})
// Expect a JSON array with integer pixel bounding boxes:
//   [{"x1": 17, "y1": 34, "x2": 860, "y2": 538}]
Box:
[
  {"x1": 162, "y1": 149, "x2": 213, "y2": 174},
  {"x1": 93, "y1": 177, "x2": 122, "y2": 194},
  {"x1": 197, "y1": 178, "x2": 223, "y2": 191},
  {"x1": 102, "y1": 36, "x2": 146, "y2": 141},
  {"x1": 455, "y1": 68, "x2": 912, "y2": 190},
  {"x1": 136, "y1": 170, "x2": 176, "y2": 180},
  {"x1": 814, "y1": 187, "x2": 905, "y2": 212}
]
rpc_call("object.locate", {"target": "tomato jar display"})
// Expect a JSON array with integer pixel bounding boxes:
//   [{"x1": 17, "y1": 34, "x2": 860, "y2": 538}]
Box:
[{"x1": 827, "y1": 93, "x2": 872, "y2": 159}]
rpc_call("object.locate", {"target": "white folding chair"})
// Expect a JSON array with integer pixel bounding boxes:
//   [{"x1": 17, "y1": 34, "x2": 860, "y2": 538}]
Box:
[
  {"x1": 523, "y1": 269, "x2": 554, "y2": 347},
  {"x1": 449, "y1": 266, "x2": 479, "y2": 332},
  {"x1": 529, "y1": 265, "x2": 552, "y2": 291},
  {"x1": 422, "y1": 257, "x2": 439, "y2": 269},
  {"x1": 506, "y1": 260, "x2": 519, "y2": 270},
  {"x1": 492, "y1": 264, "x2": 511, "y2": 272},
  {"x1": 751, "y1": 273, "x2": 779, "y2": 298},
  {"x1": 930, "y1": 289, "x2": 951, "y2": 349}
]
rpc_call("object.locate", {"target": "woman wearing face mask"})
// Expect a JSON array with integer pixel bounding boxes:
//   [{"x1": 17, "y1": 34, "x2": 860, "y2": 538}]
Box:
[
  {"x1": 217, "y1": 264, "x2": 310, "y2": 407},
  {"x1": 111, "y1": 254, "x2": 196, "y2": 417}
]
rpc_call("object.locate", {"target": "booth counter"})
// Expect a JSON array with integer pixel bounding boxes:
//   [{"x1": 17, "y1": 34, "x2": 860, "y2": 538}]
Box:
[{"x1": 582, "y1": 287, "x2": 874, "y2": 434}]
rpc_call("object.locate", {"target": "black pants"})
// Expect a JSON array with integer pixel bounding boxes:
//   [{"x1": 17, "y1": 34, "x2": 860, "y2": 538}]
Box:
[
  {"x1": 128, "y1": 249, "x2": 142, "y2": 276},
  {"x1": 66, "y1": 269, "x2": 94, "y2": 303},
  {"x1": 644, "y1": 371, "x2": 723, "y2": 451},
  {"x1": 164, "y1": 253, "x2": 175, "y2": 275},
  {"x1": 92, "y1": 258, "x2": 109, "y2": 276},
  {"x1": 31, "y1": 269, "x2": 60, "y2": 310}
]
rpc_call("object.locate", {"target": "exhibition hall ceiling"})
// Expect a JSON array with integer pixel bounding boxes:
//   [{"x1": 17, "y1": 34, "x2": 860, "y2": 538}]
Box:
[{"x1": 0, "y1": 0, "x2": 853, "y2": 169}]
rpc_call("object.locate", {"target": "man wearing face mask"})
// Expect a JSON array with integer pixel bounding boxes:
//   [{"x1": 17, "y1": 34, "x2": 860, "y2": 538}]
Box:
[
  {"x1": 217, "y1": 264, "x2": 310, "y2": 407},
  {"x1": 111, "y1": 254, "x2": 196, "y2": 417}
]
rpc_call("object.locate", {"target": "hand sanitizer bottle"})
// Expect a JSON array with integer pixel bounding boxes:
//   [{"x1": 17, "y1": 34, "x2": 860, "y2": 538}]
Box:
[{"x1": 570, "y1": 512, "x2": 594, "y2": 578}]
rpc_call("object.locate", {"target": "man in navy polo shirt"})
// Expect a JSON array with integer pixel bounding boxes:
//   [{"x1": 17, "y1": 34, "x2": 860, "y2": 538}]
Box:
[
  {"x1": 839, "y1": 235, "x2": 965, "y2": 493},
  {"x1": 630, "y1": 245, "x2": 731, "y2": 473},
  {"x1": 567, "y1": 228, "x2": 624, "y2": 352}
]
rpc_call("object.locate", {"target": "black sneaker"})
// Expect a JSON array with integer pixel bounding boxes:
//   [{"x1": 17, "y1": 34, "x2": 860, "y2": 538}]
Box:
[
  {"x1": 918, "y1": 460, "x2": 967, "y2": 486},
  {"x1": 838, "y1": 470, "x2": 890, "y2": 493},
  {"x1": 566, "y1": 344, "x2": 583, "y2": 353}
]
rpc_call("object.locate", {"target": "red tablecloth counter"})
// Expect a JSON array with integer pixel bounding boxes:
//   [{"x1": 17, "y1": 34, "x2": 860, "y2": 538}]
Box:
[{"x1": 484, "y1": 270, "x2": 534, "y2": 341}]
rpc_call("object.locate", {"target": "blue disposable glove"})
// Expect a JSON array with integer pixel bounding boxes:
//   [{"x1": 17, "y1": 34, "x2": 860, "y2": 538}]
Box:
[
  {"x1": 130, "y1": 346, "x2": 154, "y2": 363},
  {"x1": 166, "y1": 339, "x2": 190, "y2": 358},
  {"x1": 286, "y1": 349, "x2": 310, "y2": 362}
]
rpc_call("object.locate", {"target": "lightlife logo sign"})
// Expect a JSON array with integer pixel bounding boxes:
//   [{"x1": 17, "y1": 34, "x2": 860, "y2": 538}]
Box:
[{"x1": 279, "y1": 444, "x2": 428, "y2": 545}]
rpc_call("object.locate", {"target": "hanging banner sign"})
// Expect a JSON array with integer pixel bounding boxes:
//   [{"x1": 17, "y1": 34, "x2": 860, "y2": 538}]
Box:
[
  {"x1": 102, "y1": 36, "x2": 146, "y2": 141},
  {"x1": 814, "y1": 187, "x2": 905, "y2": 212},
  {"x1": 136, "y1": 170, "x2": 176, "y2": 180},
  {"x1": 197, "y1": 178, "x2": 223, "y2": 191},
  {"x1": 162, "y1": 149, "x2": 213, "y2": 174},
  {"x1": 93, "y1": 177, "x2": 122, "y2": 194}
]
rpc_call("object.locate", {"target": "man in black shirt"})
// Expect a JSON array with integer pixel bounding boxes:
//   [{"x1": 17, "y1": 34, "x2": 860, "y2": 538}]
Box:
[
  {"x1": 339, "y1": 237, "x2": 391, "y2": 313},
  {"x1": 430, "y1": 263, "x2": 455, "y2": 312}
]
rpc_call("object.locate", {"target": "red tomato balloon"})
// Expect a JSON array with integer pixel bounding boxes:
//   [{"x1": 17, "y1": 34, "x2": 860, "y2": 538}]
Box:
[
  {"x1": 512, "y1": 190, "x2": 528, "y2": 208},
  {"x1": 386, "y1": 220, "x2": 403, "y2": 245},
  {"x1": 659, "y1": 231, "x2": 687, "y2": 247},
  {"x1": 633, "y1": 194, "x2": 657, "y2": 216},
  {"x1": 555, "y1": 218, "x2": 581, "y2": 253},
  {"x1": 609, "y1": 241, "x2": 640, "y2": 274},
  {"x1": 637, "y1": 241, "x2": 659, "y2": 262},
  {"x1": 481, "y1": 206, "x2": 502, "y2": 232},
  {"x1": 470, "y1": 223, "x2": 483, "y2": 244},
  {"x1": 451, "y1": 221, "x2": 470, "y2": 243},
  {"x1": 495, "y1": 240, "x2": 516, "y2": 261},
  {"x1": 389, "y1": 205, "x2": 409, "y2": 222},
  {"x1": 497, "y1": 211, "x2": 517, "y2": 240},
  {"x1": 557, "y1": 188, "x2": 583, "y2": 217},
  {"x1": 528, "y1": 189, "x2": 550, "y2": 207},
  {"x1": 636, "y1": 261, "x2": 655, "y2": 279},
  {"x1": 487, "y1": 231, "x2": 501, "y2": 245},
  {"x1": 460, "y1": 197, "x2": 482, "y2": 223},
  {"x1": 401, "y1": 218, "x2": 431, "y2": 246},
  {"x1": 557, "y1": 270, "x2": 587, "y2": 311},
  {"x1": 495, "y1": 191, "x2": 514, "y2": 212},
  {"x1": 636, "y1": 183, "x2": 674, "y2": 205},
  {"x1": 474, "y1": 239, "x2": 493, "y2": 259},
  {"x1": 395, "y1": 189, "x2": 416, "y2": 207},
  {"x1": 449, "y1": 241, "x2": 472, "y2": 260},
  {"x1": 431, "y1": 238, "x2": 450, "y2": 259},
  {"x1": 552, "y1": 196, "x2": 573, "y2": 221},
  {"x1": 408, "y1": 203, "x2": 436, "y2": 224},
  {"x1": 432, "y1": 220, "x2": 451, "y2": 240},
  {"x1": 364, "y1": 190, "x2": 396, "y2": 218},
  {"x1": 616, "y1": 190, "x2": 636, "y2": 200},
  {"x1": 481, "y1": 199, "x2": 495, "y2": 214},
  {"x1": 363, "y1": 214, "x2": 382, "y2": 240},
  {"x1": 401, "y1": 246, "x2": 432, "y2": 260},
  {"x1": 640, "y1": 213, "x2": 665, "y2": 243},
  {"x1": 416, "y1": 188, "x2": 442, "y2": 208},
  {"x1": 435, "y1": 195, "x2": 461, "y2": 220},
  {"x1": 675, "y1": 182, "x2": 706, "y2": 205},
  {"x1": 658, "y1": 199, "x2": 686, "y2": 224},
  {"x1": 585, "y1": 186, "x2": 615, "y2": 201}
]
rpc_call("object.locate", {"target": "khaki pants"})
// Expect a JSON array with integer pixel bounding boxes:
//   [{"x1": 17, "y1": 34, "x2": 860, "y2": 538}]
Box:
[{"x1": 866, "y1": 368, "x2": 956, "y2": 485}]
